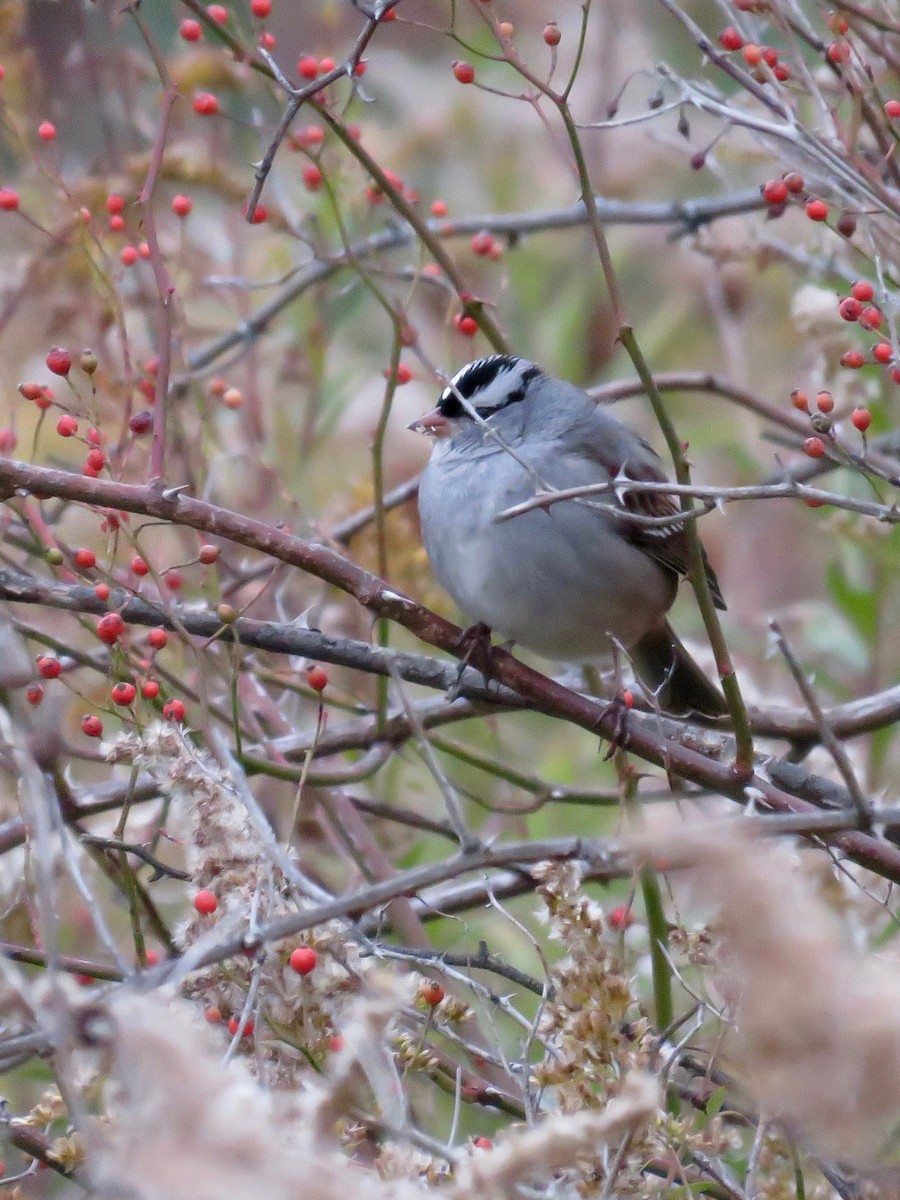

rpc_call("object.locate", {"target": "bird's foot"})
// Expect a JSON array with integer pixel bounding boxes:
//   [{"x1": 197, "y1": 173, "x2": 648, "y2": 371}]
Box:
[
  {"x1": 597, "y1": 690, "x2": 635, "y2": 759},
  {"x1": 450, "y1": 622, "x2": 496, "y2": 698}
]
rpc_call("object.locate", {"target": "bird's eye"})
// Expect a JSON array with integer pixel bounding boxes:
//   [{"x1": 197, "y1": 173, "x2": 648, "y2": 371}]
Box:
[{"x1": 437, "y1": 392, "x2": 465, "y2": 418}]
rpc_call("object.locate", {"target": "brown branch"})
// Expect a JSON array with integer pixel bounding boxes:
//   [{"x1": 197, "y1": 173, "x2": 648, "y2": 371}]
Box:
[{"x1": 3, "y1": 459, "x2": 900, "y2": 885}]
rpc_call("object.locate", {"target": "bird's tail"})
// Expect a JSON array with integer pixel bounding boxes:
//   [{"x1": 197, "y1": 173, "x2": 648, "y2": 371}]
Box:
[{"x1": 631, "y1": 621, "x2": 727, "y2": 718}]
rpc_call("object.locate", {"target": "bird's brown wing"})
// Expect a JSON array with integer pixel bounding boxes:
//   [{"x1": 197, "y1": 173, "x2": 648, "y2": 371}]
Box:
[{"x1": 575, "y1": 426, "x2": 727, "y2": 611}]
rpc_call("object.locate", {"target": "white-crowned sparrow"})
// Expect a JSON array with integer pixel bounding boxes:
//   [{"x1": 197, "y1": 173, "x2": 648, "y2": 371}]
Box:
[{"x1": 410, "y1": 354, "x2": 727, "y2": 717}]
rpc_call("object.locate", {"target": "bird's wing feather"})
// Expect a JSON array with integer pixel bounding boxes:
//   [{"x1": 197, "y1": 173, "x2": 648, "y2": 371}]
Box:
[{"x1": 561, "y1": 411, "x2": 727, "y2": 610}]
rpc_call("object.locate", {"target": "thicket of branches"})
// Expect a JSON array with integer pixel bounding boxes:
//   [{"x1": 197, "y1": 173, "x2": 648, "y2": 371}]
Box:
[{"x1": 0, "y1": 1, "x2": 898, "y2": 1197}]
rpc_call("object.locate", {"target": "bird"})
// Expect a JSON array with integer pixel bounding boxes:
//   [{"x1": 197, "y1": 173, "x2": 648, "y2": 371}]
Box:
[{"x1": 410, "y1": 354, "x2": 728, "y2": 717}]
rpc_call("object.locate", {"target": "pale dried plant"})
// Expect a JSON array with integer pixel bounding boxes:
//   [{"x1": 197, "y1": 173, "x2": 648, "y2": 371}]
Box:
[
  {"x1": 86, "y1": 982, "x2": 663, "y2": 1200},
  {"x1": 107, "y1": 725, "x2": 372, "y2": 1077},
  {"x1": 88, "y1": 988, "x2": 424, "y2": 1200},
  {"x1": 447, "y1": 1071, "x2": 661, "y2": 1200},
  {"x1": 532, "y1": 860, "x2": 652, "y2": 1112},
  {"x1": 634, "y1": 818, "x2": 900, "y2": 1165}
]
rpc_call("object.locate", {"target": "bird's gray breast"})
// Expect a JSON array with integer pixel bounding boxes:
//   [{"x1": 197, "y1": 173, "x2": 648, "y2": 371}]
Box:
[{"x1": 418, "y1": 439, "x2": 675, "y2": 660}]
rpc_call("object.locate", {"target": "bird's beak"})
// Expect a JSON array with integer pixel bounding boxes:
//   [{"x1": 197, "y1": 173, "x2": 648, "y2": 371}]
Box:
[{"x1": 407, "y1": 408, "x2": 452, "y2": 437}]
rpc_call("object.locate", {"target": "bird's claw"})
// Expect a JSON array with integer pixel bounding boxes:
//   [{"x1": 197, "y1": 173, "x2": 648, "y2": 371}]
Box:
[{"x1": 450, "y1": 622, "x2": 496, "y2": 698}]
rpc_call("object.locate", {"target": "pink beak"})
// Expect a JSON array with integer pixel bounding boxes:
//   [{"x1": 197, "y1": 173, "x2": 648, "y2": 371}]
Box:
[{"x1": 407, "y1": 407, "x2": 452, "y2": 437}]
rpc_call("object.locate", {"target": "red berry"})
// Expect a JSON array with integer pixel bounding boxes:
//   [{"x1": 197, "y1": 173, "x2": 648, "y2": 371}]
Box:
[
  {"x1": 826, "y1": 40, "x2": 850, "y2": 64},
  {"x1": 111, "y1": 681, "x2": 136, "y2": 706},
  {"x1": 838, "y1": 297, "x2": 861, "y2": 321},
  {"x1": 193, "y1": 889, "x2": 218, "y2": 915},
  {"x1": 251, "y1": 0, "x2": 271, "y2": 14},
  {"x1": 431, "y1": 199, "x2": 448, "y2": 217},
  {"x1": 298, "y1": 55, "x2": 319, "y2": 79},
  {"x1": 96, "y1": 612, "x2": 125, "y2": 645},
  {"x1": 37, "y1": 655, "x2": 62, "y2": 679},
  {"x1": 803, "y1": 436, "x2": 827, "y2": 458},
  {"x1": 453, "y1": 61, "x2": 475, "y2": 84},
  {"x1": 608, "y1": 905, "x2": 635, "y2": 930},
  {"x1": 109, "y1": 214, "x2": 125, "y2": 232},
  {"x1": 816, "y1": 390, "x2": 834, "y2": 413},
  {"x1": 543, "y1": 23, "x2": 561, "y2": 46},
  {"x1": 790, "y1": 390, "x2": 809, "y2": 411},
  {"x1": 873, "y1": 343, "x2": 893, "y2": 364},
  {"x1": 199, "y1": 544, "x2": 219, "y2": 564},
  {"x1": 206, "y1": 4, "x2": 228, "y2": 22},
  {"x1": 454, "y1": 314, "x2": 478, "y2": 336},
  {"x1": 227, "y1": 1016, "x2": 253, "y2": 1037},
  {"x1": 163, "y1": 698, "x2": 185, "y2": 721},
  {"x1": 470, "y1": 231, "x2": 494, "y2": 256},
  {"x1": 148, "y1": 627, "x2": 168, "y2": 650},
  {"x1": 46, "y1": 347, "x2": 72, "y2": 376},
  {"x1": 86, "y1": 448, "x2": 105, "y2": 471},
  {"x1": 805, "y1": 199, "x2": 829, "y2": 221},
  {"x1": 106, "y1": 194, "x2": 125, "y2": 215},
  {"x1": 179, "y1": 18, "x2": 202, "y2": 40},
  {"x1": 395, "y1": 363, "x2": 412, "y2": 385},
  {"x1": 74, "y1": 548, "x2": 96, "y2": 569},
  {"x1": 718, "y1": 26, "x2": 743, "y2": 50},
  {"x1": 783, "y1": 172, "x2": 804, "y2": 194},
  {"x1": 205, "y1": 1005, "x2": 222, "y2": 1024},
  {"x1": 289, "y1": 946, "x2": 317, "y2": 974},
  {"x1": 259, "y1": 31, "x2": 276, "y2": 49},
  {"x1": 38, "y1": 121, "x2": 56, "y2": 142},
  {"x1": 773, "y1": 63, "x2": 790, "y2": 81},
  {"x1": 851, "y1": 407, "x2": 871, "y2": 431},
  {"x1": 0, "y1": 188, "x2": 20, "y2": 211},
  {"x1": 95, "y1": 582, "x2": 111, "y2": 601},
  {"x1": 56, "y1": 414, "x2": 78, "y2": 437},
  {"x1": 306, "y1": 665, "x2": 328, "y2": 692},
  {"x1": 885, "y1": 100, "x2": 900, "y2": 120},
  {"x1": 840, "y1": 350, "x2": 865, "y2": 369},
  {"x1": 171, "y1": 194, "x2": 192, "y2": 217},
  {"x1": 165, "y1": 571, "x2": 183, "y2": 591},
  {"x1": 328, "y1": 1034, "x2": 345, "y2": 1051},
  {"x1": 129, "y1": 411, "x2": 152, "y2": 435},
  {"x1": 742, "y1": 43, "x2": 762, "y2": 66},
  {"x1": 472, "y1": 1137, "x2": 493, "y2": 1150},
  {"x1": 762, "y1": 180, "x2": 788, "y2": 205},
  {"x1": 294, "y1": 125, "x2": 324, "y2": 149},
  {"x1": 319, "y1": 57, "x2": 336, "y2": 73},
  {"x1": 26, "y1": 685, "x2": 44, "y2": 706},
  {"x1": 851, "y1": 280, "x2": 874, "y2": 302},
  {"x1": 130, "y1": 556, "x2": 149, "y2": 576},
  {"x1": 192, "y1": 92, "x2": 219, "y2": 116},
  {"x1": 81, "y1": 714, "x2": 103, "y2": 738},
  {"x1": 354, "y1": 60, "x2": 367, "y2": 76},
  {"x1": 302, "y1": 164, "x2": 323, "y2": 191},
  {"x1": 420, "y1": 980, "x2": 444, "y2": 1005},
  {"x1": 859, "y1": 306, "x2": 883, "y2": 330},
  {"x1": 141, "y1": 679, "x2": 160, "y2": 699}
]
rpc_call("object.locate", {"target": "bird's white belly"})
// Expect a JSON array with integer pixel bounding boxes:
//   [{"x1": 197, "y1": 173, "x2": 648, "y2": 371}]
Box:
[{"x1": 424, "y1": 498, "x2": 674, "y2": 662}]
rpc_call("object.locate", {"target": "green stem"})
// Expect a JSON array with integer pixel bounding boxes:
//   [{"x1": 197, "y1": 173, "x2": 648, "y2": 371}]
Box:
[
  {"x1": 617, "y1": 753, "x2": 672, "y2": 1032},
  {"x1": 639, "y1": 867, "x2": 673, "y2": 1032},
  {"x1": 618, "y1": 327, "x2": 754, "y2": 774},
  {"x1": 314, "y1": 102, "x2": 509, "y2": 354}
]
